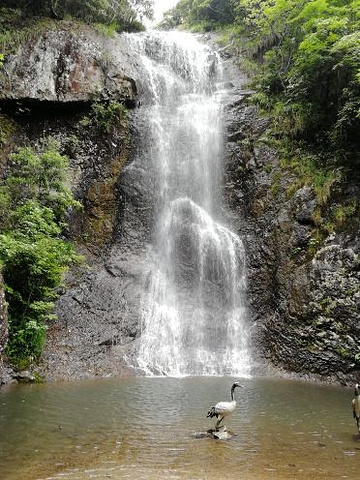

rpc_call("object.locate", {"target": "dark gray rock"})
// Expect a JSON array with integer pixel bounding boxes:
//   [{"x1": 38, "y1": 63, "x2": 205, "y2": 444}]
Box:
[
  {"x1": 0, "y1": 274, "x2": 13, "y2": 385},
  {"x1": 0, "y1": 274, "x2": 7, "y2": 353},
  {"x1": 223, "y1": 74, "x2": 360, "y2": 384},
  {"x1": 14, "y1": 370, "x2": 36, "y2": 383}
]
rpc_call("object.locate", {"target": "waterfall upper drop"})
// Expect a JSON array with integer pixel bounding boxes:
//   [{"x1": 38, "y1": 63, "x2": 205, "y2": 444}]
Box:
[{"x1": 124, "y1": 31, "x2": 251, "y2": 377}]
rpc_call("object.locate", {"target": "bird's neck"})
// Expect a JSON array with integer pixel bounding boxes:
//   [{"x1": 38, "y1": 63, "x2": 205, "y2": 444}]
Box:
[{"x1": 231, "y1": 388, "x2": 236, "y2": 401}]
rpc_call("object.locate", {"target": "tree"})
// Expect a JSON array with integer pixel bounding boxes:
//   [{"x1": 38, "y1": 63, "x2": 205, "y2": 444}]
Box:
[
  {"x1": 189, "y1": 0, "x2": 236, "y2": 25},
  {"x1": 159, "y1": 0, "x2": 236, "y2": 30},
  {"x1": 1, "y1": 0, "x2": 154, "y2": 28},
  {"x1": 0, "y1": 140, "x2": 81, "y2": 367},
  {"x1": 233, "y1": 0, "x2": 360, "y2": 158}
]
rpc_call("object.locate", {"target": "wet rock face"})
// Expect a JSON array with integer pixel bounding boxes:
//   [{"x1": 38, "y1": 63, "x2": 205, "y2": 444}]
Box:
[
  {"x1": 0, "y1": 22, "x2": 145, "y2": 383},
  {"x1": 223, "y1": 88, "x2": 360, "y2": 384},
  {"x1": 0, "y1": 274, "x2": 8, "y2": 355},
  {"x1": 0, "y1": 23, "x2": 136, "y2": 105},
  {"x1": 0, "y1": 274, "x2": 13, "y2": 385}
]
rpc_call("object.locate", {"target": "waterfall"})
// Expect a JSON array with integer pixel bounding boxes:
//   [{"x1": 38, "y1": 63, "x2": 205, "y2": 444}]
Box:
[{"x1": 123, "y1": 31, "x2": 251, "y2": 377}]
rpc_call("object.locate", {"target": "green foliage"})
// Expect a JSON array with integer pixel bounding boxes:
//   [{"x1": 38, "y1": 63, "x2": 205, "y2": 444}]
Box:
[
  {"x1": 80, "y1": 101, "x2": 128, "y2": 133},
  {"x1": 0, "y1": 140, "x2": 82, "y2": 368},
  {"x1": 94, "y1": 21, "x2": 120, "y2": 37},
  {"x1": 169, "y1": 1, "x2": 360, "y2": 166},
  {"x1": 332, "y1": 201, "x2": 357, "y2": 225},
  {"x1": 281, "y1": 150, "x2": 341, "y2": 204},
  {"x1": 247, "y1": 0, "x2": 359, "y2": 159},
  {"x1": 158, "y1": 0, "x2": 190, "y2": 29},
  {"x1": 5, "y1": 320, "x2": 47, "y2": 368},
  {"x1": 355, "y1": 352, "x2": 360, "y2": 365},
  {"x1": 159, "y1": 0, "x2": 236, "y2": 30},
  {"x1": 188, "y1": 0, "x2": 236, "y2": 27},
  {"x1": 0, "y1": 114, "x2": 16, "y2": 145},
  {"x1": 0, "y1": 0, "x2": 153, "y2": 32},
  {"x1": 5, "y1": 139, "x2": 81, "y2": 222}
]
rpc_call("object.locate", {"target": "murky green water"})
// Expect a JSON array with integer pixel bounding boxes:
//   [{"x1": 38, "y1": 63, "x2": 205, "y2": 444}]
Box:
[{"x1": 0, "y1": 377, "x2": 358, "y2": 479}]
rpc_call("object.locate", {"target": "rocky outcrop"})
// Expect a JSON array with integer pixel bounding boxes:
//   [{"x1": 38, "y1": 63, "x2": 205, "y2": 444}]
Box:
[
  {"x1": 0, "y1": 273, "x2": 14, "y2": 385},
  {"x1": 0, "y1": 22, "x2": 136, "y2": 106},
  {"x1": 0, "y1": 21, "x2": 142, "y2": 383},
  {"x1": 223, "y1": 89, "x2": 360, "y2": 384}
]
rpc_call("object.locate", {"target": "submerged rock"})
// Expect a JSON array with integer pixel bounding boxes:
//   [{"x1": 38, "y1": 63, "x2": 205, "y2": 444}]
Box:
[
  {"x1": 207, "y1": 426, "x2": 234, "y2": 440},
  {"x1": 192, "y1": 426, "x2": 234, "y2": 440}
]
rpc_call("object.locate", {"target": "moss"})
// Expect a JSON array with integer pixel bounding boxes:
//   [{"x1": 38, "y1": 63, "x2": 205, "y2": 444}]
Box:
[
  {"x1": 77, "y1": 133, "x2": 130, "y2": 251},
  {"x1": 332, "y1": 201, "x2": 357, "y2": 227},
  {"x1": 311, "y1": 207, "x2": 322, "y2": 226},
  {"x1": 318, "y1": 297, "x2": 335, "y2": 315},
  {"x1": 270, "y1": 170, "x2": 281, "y2": 197},
  {"x1": 32, "y1": 371, "x2": 45, "y2": 383},
  {"x1": 307, "y1": 231, "x2": 322, "y2": 255},
  {"x1": 335, "y1": 346, "x2": 352, "y2": 359},
  {"x1": 0, "y1": 9, "x2": 57, "y2": 58},
  {"x1": 264, "y1": 164, "x2": 272, "y2": 174},
  {"x1": 0, "y1": 115, "x2": 16, "y2": 146}
]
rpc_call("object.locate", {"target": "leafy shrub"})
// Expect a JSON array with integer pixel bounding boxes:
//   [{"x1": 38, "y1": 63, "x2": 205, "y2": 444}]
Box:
[
  {"x1": 166, "y1": 0, "x2": 360, "y2": 164},
  {"x1": 0, "y1": 140, "x2": 82, "y2": 367},
  {"x1": 80, "y1": 101, "x2": 128, "y2": 133},
  {"x1": 0, "y1": 0, "x2": 153, "y2": 31}
]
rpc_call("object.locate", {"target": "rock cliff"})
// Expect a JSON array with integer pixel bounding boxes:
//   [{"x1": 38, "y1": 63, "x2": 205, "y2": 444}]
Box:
[
  {"x1": 0, "y1": 274, "x2": 12, "y2": 385},
  {"x1": 0, "y1": 21, "x2": 141, "y2": 383},
  {"x1": 0, "y1": 23, "x2": 136, "y2": 105},
  {"x1": 223, "y1": 94, "x2": 360, "y2": 384}
]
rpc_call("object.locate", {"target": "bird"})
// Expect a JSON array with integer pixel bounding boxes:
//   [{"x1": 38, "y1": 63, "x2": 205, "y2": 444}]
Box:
[
  {"x1": 352, "y1": 383, "x2": 360, "y2": 434},
  {"x1": 207, "y1": 382, "x2": 243, "y2": 430}
]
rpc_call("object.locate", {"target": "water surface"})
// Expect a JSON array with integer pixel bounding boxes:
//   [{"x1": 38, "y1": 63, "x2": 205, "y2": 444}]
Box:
[{"x1": 0, "y1": 377, "x2": 358, "y2": 479}]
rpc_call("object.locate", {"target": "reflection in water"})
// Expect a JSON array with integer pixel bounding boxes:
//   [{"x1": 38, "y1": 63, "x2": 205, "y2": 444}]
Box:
[{"x1": 0, "y1": 377, "x2": 358, "y2": 479}]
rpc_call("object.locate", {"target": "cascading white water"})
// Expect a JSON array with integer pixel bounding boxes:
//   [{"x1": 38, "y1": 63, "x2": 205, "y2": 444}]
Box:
[{"x1": 124, "y1": 31, "x2": 251, "y2": 376}]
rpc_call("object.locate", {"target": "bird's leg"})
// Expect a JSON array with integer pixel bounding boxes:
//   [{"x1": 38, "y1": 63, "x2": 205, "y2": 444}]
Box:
[
  {"x1": 357, "y1": 417, "x2": 360, "y2": 434},
  {"x1": 215, "y1": 416, "x2": 224, "y2": 431}
]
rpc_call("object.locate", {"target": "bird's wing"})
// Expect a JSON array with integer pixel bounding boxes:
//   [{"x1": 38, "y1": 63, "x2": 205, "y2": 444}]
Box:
[
  {"x1": 207, "y1": 406, "x2": 218, "y2": 418},
  {"x1": 214, "y1": 401, "x2": 235, "y2": 415}
]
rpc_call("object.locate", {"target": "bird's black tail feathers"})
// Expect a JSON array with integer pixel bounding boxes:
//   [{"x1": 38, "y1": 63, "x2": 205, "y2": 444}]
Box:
[{"x1": 207, "y1": 406, "x2": 219, "y2": 418}]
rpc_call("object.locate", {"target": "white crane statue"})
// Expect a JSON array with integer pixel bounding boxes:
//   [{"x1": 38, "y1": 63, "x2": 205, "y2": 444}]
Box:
[{"x1": 207, "y1": 382, "x2": 243, "y2": 431}]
